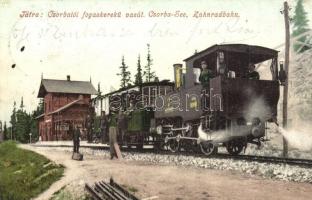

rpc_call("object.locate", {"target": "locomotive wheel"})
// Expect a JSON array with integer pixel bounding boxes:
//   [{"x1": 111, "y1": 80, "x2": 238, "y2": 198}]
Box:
[
  {"x1": 226, "y1": 140, "x2": 245, "y2": 155},
  {"x1": 168, "y1": 139, "x2": 180, "y2": 153},
  {"x1": 200, "y1": 142, "x2": 217, "y2": 156},
  {"x1": 93, "y1": 138, "x2": 99, "y2": 144},
  {"x1": 136, "y1": 144, "x2": 143, "y2": 150},
  {"x1": 154, "y1": 141, "x2": 167, "y2": 151}
]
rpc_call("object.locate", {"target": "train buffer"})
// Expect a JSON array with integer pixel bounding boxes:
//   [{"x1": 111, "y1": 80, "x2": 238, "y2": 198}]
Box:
[{"x1": 85, "y1": 177, "x2": 140, "y2": 200}]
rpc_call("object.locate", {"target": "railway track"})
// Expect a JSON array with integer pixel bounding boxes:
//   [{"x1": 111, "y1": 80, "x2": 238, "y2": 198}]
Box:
[
  {"x1": 214, "y1": 153, "x2": 312, "y2": 168},
  {"x1": 31, "y1": 143, "x2": 312, "y2": 168}
]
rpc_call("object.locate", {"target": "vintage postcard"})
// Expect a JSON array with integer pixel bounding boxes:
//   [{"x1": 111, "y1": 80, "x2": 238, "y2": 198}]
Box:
[{"x1": 0, "y1": 0, "x2": 312, "y2": 199}]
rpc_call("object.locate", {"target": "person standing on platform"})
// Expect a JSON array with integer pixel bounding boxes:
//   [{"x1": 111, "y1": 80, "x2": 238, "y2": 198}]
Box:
[
  {"x1": 117, "y1": 110, "x2": 127, "y2": 142},
  {"x1": 100, "y1": 111, "x2": 108, "y2": 143},
  {"x1": 69, "y1": 123, "x2": 74, "y2": 150},
  {"x1": 73, "y1": 124, "x2": 81, "y2": 154},
  {"x1": 85, "y1": 114, "x2": 92, "y2": 143},
  {"x1": 88, "y1": 103, "x2": 95, "y2": 142},
  {"x1": 108, "y1": 114, "x2": 118, "y2": 159}
]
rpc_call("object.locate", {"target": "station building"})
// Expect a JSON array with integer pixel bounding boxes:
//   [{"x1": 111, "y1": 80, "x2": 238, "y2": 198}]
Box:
[{"x1": 36, "y1": 75, "x2": 97, "y2": 141}]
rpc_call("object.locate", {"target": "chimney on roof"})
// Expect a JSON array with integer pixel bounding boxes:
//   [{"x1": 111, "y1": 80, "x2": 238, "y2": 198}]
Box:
[{"x1": 67, "y1": 75, "x2": 70, "y2": 81}]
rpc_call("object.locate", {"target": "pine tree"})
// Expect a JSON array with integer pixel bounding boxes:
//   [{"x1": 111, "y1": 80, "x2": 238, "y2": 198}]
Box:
[
  {"x1": 29, "y1": 112, "x2": 38, "y2": 142},
  {"x1": 292, "y1": 0, "x2": 311, "y2": 53},
  {"x1": 97, "y1": 82, "x2": 101, "y2": 95},
  {"x1": 154, "y1": 76, "x2": 159, "y2": 82},
  {"x1": 117, "y1": 56, "x2": 132, "y2": 88},
  {"x1": 37, "y1": 99, "x2": 44, "y2": 114},
  {"x1": 3, "y1": 121, "x2": 8, "y2": 140},
  {"x1": 143, "y1": 44, "x2": 157, "y2": 82},
  {"x1": 134, "y1": 54, "x2": 143, "y2": 85},
  {"x1": 31, "y1": 100, "x2": 46, "y2": 141},
  {"x1": 11, "y1": 97, "x2": 32, "y2": 143},
  {"x1": 10, "y1": 101, "x2": 17, "y2": 140},
  {"x1": 15, "y1": 102, "x2": 28, "y2": 143},
  {"x1": 0, "y1": 120, "x2": 2, "y2": 140},
  {"x1": 20, "y1": 96, "x2": 24, "y2": 111}
]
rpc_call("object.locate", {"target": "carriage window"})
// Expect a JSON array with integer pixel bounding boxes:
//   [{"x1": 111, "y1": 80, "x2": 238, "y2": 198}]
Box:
[
  {"x1": 256, "y1": 59, "x2": 276, "y2": 80},
  {"x1": 217, "y1": 51, "x2": 227, "y2": 75}
]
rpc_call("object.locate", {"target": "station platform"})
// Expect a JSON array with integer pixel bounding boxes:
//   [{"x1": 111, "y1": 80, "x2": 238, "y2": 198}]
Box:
[{"x1": 33, "y1": 140, "x2": 109, "y2": 148}]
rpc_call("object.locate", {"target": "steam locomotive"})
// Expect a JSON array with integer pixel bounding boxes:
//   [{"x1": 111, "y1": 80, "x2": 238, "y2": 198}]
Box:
[{"x1": 98, "y1": 44, "x2": 284, "y2": 155}]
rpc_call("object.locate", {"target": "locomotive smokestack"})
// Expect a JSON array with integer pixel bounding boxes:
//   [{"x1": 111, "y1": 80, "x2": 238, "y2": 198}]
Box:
[{"x1": 173, "y1": 63, "x2": 183, "y2": 89}]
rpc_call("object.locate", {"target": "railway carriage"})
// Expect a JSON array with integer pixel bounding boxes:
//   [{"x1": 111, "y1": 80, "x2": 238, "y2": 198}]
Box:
[{"x1": 99, "y1": 81, "x2": 174, "y2": 148}]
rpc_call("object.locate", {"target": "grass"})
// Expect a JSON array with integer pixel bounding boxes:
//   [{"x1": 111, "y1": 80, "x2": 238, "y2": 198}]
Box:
[
  {"x1": 0, "y1": 141, "x2": 64, "y2": 200},
  {"x1": 49, "y1": 185, "x2": 92, "y2": 200},
  {"x1": 121, "y1": 184, "x2": 139, "y2": 193}
]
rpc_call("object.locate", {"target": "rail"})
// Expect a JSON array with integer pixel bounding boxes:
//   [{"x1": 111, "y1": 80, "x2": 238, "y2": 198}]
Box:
[{"x1": 32, "y1": 143, "x2": 312, "y2": 168}]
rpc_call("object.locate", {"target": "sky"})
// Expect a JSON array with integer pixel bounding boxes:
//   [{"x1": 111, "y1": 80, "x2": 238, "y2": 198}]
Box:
[{"x1": 0, "y1": 0, "x2": 312, "y2": 124}]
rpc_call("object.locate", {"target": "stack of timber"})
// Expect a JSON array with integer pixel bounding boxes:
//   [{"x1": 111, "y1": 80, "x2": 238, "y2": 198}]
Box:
[{"x1": 85, "y1": 178, "x2": 140, "y2": 200}]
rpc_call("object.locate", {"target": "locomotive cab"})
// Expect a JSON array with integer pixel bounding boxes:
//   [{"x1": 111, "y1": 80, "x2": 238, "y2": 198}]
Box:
[
  {"x1": 187, "y1": 44, "x2": 280, "y2": 154},
  {"x1": 187, "y1": 44, "x2": 279, "y2": 85}
]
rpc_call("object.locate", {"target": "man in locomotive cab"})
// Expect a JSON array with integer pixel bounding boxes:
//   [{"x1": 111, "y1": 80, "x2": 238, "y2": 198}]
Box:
[
  {"x1": 199, "y1": 60, "x2": 214, "y2": 88},
  {"x1": 246, "y1": 63, "x2": 260, "y2": 80}
]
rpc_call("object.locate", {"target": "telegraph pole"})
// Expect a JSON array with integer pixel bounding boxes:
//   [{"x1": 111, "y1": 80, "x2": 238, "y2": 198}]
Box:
[{"x1": 282, "y1": 1, "x2": 290, "y2": 158}]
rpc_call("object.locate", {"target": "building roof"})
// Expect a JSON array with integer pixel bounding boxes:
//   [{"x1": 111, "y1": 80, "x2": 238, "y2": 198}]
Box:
[
  {"x1": 100, "y1": 80, "x2": 174, "y2": 99},
  {"x1": 35, "y1": 113, "x2": 44, "y2": 119},
  {"x1": 38, "y1": 78, "x2": 98, "y2": 97},
  {"x1": 184, "y1": 44, "x2": 278, "y2": 63}
]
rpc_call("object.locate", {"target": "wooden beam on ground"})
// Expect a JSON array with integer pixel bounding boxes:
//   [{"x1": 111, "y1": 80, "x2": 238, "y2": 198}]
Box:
[
  {"x1": 85, "y1": 183, "x2": 105, "y2": 200},
  {"x1": 114, "y1": 143, "x2": 122, "y2": 159}
]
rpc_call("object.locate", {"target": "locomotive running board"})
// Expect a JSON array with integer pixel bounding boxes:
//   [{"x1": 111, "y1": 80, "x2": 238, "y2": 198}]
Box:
[
  {"x1": 164, "y1": 135, "x2": 223, "y2": 147},
  {"x1": 164, "y1": 135, "x2": 197, "y2": 143}
]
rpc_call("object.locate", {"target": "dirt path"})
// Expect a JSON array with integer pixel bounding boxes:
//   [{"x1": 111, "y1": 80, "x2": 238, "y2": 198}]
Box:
[{"x1": 21, "y1": 145, "x2": 312, "y2": 200}]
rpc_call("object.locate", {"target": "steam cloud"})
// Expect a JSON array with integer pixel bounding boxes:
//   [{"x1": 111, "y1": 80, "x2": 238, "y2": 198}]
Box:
[
  {"x1": 198, "y1": 124, "x2": 251, "y2": 143},
  {"x1": 198, "y1": 97, "x2": 270, "y2": 143},
  {"x1": 244, "y1": 97, "x2": 270, "y2": 121},
  {"x1": 278, "y1": 127, "x2": 312, "y2": 151}
]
